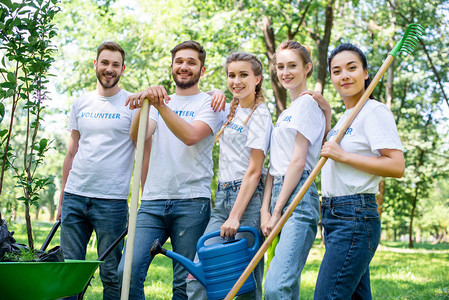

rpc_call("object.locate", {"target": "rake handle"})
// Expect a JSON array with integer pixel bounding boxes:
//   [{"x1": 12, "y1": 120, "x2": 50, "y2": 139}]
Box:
[
  {"x1": 120, "y1": 99, "x2": 150, "y2": 300},
  {"x1": 224, "y1": 54, "x2": 395, "y2": 300}
]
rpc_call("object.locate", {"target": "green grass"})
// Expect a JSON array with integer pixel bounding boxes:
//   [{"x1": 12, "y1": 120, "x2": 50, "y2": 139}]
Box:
[{"x1": 7, "y1": 221, "x2": 449, "y2": 299}]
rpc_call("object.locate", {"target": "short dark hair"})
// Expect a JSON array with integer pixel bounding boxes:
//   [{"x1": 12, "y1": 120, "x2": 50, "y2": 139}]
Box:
[
  {"x1": 170, "y1": 40, "x2": 206, "y2": 67},
  {"x1": 97, "y1": 41, "x2": 125, "y2": 66}
]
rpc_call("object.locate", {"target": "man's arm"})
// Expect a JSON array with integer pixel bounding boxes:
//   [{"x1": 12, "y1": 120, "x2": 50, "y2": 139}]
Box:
[
  {"x1": 129, "y1": 108, "x2": 157, "y2": 144},
  {"x1": 127, "y1": 86, "x2": 215, "y2": 146},
  {"x1": 56, "y1": 130, "x2": 80, "y2": 220},
  {"x1": 141, "y1": 136, "x2": 152, "y2": 189},
  {"x1": 156, "y1": 105, "x2": 212, "y2": 146}
]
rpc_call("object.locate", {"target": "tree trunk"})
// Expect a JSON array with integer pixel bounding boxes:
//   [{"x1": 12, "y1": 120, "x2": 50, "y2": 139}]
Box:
[
  {"x1": 319, "y1": 221, "x2": 325, "y2": 245},
  {"x1": 376, "y1": 179, "x2": 385, "y2": 218},
  {"x1": 25, "y1": 203, "x2": 34, "y2": 250},
  {"x1": 313, "y1": 0, "x2": 335, "y2": 94},
  {"x1": 416, "y1": 226, "x2": 421, "y2": 243},
  {"x1": 49, "y1": 202, "x2": 56, "y2": 221},
  {"x1": 408, "y1": 189, "x2": 418, "y2": 248},
  {"x1": 262, "y1": 16, "x2": 287, "y2": 117},
  {"x1": 34, "y1": 206, "x2": 40, "y2": 220}
]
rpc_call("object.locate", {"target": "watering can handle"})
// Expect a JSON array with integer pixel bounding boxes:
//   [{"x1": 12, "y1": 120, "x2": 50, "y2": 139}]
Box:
[{"x1": 197, "y1": 226, "x2": 260, "y2": 256}]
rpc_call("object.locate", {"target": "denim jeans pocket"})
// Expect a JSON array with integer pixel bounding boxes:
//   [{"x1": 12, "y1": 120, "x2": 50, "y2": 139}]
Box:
[
  {"x1": 359, "y1": 207, "x2": 381, "y2": 253},
  {"x1": 331, "y1": 204, "x2": 357, "y2": 221}
]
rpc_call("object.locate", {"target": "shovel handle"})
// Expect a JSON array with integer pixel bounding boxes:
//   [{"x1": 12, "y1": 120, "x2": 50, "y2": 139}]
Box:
[{"x1": 120, "y1": 99, "x2": 150, "y2": 300}]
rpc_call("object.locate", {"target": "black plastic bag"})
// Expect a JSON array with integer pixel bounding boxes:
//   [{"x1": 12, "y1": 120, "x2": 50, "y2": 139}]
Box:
[
  {"x1": 0, "y1": 218, "x2": 16, "y2": 259},
  {"x1": 36, "y1": 246, "x2": 64, "y2": 262},
  {"x1": 0, "y1": 218, "x2": 64, "y2": 262}
]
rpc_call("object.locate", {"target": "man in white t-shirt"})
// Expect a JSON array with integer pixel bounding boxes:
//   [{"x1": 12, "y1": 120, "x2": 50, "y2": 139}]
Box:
[
  {"x1": 57, "y1": 41, "x2": 135, "y2": 300},
  {"x1": 118, "y1": 41, "x2": 222, "y2": 300}
]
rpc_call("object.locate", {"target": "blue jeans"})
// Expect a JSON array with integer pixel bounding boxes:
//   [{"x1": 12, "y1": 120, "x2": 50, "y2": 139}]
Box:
[
  {"x1": 118, "y1": 198, "x2": 210, "y2": 300},
  {"x1": 186, "y1": 179, "x2": 265, "y2": 300},
  {"x1": 60, "y1": 192, "x2": 128, "y2": 300},
  {"x1": 314, "y1": 194, "x2": 381, "y2": 300},
  {"x1": 264, "y1": 171, "x2": 320, "y2": 300}
]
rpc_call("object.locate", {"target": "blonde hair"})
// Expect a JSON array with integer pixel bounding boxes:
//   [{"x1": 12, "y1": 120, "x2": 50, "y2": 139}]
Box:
[{"x1": 214, "y1": 52, "x2": 265, "y2": 143}]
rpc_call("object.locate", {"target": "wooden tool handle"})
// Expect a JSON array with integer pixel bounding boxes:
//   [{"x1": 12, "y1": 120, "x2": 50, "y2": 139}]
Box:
[{"x1": 120, "y1": 99, "x2": 150, "y2": 300}]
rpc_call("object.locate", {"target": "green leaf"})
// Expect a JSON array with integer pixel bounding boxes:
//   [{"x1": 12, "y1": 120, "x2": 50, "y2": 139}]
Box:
[
  {"x1": 0, "y1": 129, "x2": 8, "y2": 137},
  {"x1": 6, "y1": 71, "x2": 16, "y2": 83},
  {"x1": 0, "y1": 102, "x2": 4, "y2": 122},
  {"x1": 39, "y1": 138, "x2": 48, "y2": 151},
  {"x1": 0, "y1": 0, "x2": 12, "y2": 8},
  {"x1": 0, "y1": 82, "x2": 16, "y2": 89}
]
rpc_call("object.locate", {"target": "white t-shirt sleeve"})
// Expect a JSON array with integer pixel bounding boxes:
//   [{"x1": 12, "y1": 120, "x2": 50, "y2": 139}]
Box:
[
  {"x1": 288, "y1": 96, "x2": 324, "y2": 146},
  {"x1": 68, "y1": 98, "x2": 79, "y2": 132},
  {"x1": 149, "y1": 105, "x2": 159, "y2": 123},
  {"x1": 364, "y1": 105, "x2": 403, "y2": 151},
  {"x1": 246, "y1": 105, "x2": 272, "y2": 156},
  {"x1": 194, "y1": 95, "x2": 222, "y2": 134}
]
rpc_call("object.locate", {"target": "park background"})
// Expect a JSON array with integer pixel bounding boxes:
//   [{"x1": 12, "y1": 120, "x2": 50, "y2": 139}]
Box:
[{"x1": 0, "y1": 0, "x2": 448, "y2": 299}]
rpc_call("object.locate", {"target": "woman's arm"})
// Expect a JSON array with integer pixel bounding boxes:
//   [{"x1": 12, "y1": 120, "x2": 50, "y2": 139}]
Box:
[
  {"x1": 260, "y1": 171, "x2": 273, "y2": 237},
  {"x1": 321, "y1": 141, "x2": 405, "y2": 178},
  {"x1": 220, "y1": 149, "x2": 265, "y2": 238},
  {"x1": 265, "y1": 132, "x2": 309, "y2": 235}
]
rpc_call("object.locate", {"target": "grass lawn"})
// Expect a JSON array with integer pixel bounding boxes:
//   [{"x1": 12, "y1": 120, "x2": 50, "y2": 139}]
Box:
[{"x1": 7, "y1": 221, "x2": 449, "y2": 299}]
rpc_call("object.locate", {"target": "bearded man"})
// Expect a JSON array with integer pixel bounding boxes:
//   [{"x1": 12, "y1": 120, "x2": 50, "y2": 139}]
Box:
[
  {"x1": 118, "y1": 40, "x2": 223, "y2": 300},
  {"x1": 58, "y1": 41, "x2": 135, "y2": 300}
]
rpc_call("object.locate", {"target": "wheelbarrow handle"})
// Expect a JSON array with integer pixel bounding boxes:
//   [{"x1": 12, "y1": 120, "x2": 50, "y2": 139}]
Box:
[
  {"x1": 77, "y1": 227, "x2": 128, "y2": 300},
  {"x1": 40, "y1": 219, "x2": 61, "y2": 251},
  {"x1": 98, "y1": 227, "x2": 128, "y2": 262}
]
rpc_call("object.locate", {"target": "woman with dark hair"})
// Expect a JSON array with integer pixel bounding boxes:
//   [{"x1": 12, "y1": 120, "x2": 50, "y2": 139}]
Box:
[{"x1": 314, "y1": 43, "x2": 405, "y2": 299}]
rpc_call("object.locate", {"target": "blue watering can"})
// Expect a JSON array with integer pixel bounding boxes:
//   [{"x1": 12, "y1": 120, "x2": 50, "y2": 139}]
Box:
[{"x1": 150, "y1": 226, "x2": 260, "y2": 300}]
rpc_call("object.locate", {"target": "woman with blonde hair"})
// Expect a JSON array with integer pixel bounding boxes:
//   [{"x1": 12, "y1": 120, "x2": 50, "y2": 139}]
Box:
[
  {"x1": 260, "y1": 41, "x2": 327, "y2": 299},
  {"x1": 187, "y1": 52, "x2": 272, "y2": 300}
]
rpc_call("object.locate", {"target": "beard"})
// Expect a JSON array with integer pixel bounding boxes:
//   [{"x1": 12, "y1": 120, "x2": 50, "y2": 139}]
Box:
[
  {"x1": 96, "y1": 70, "x2": 121, "y2": 89},
  {"x1": 172, "y1": 69, "x2": 201, "y2": 89}
]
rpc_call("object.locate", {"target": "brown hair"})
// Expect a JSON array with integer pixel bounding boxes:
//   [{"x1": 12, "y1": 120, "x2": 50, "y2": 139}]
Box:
[
  {"x1": 97, "y1": 41, "x2": 125, "y2": 66},
  {"x1": 214, "y1": 52, "x2": 265, "y2": 143},
  {"x1": 170, "y1": 40, "x2": 206, "y2": 67},
  {"x1": 274, "y1": 41, "x2": 313, "y2": 78}
]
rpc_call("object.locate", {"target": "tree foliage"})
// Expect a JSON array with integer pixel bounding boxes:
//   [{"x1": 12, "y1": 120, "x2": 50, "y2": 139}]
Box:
[
  {"x1": 0, "y1": 0, "x2": 61, "y2": 249},
  {"x1": 1, "y1": 0, "x2": 447, "y2": 248}
]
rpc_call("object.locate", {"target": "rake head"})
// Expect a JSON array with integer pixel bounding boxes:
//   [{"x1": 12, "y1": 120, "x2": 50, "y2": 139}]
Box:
[{"x1": 389, "y1": 23, "x2": 425, "y2": 57}]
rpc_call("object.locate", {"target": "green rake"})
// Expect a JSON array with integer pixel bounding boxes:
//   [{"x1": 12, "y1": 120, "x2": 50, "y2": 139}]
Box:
[{"x1": 224, "y1": 23, "x2": 425, "y2": 300}]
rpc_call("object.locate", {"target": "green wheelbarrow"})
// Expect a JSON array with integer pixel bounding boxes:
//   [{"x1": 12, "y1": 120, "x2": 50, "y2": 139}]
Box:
[
  {"x1": 0, "y1": 259, "x2": 101, "y2": 300},
  {"x1": 0, "y1": 220, "x2": 127, "y2": 300}
]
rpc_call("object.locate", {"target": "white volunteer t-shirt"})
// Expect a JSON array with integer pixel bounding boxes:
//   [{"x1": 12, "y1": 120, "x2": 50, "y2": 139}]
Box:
[
  {"x1": 65, "y1": 89, "x2": 137, "y2": 199},
  {"x1": 142, "y1": 92, "x2": 222, "y2": 200},
  {"x1": 269, "y1": 94, "x2": 325, "y2": 177},
  {"x1": 321, "y1": 99, "x2": 403, "y2": 197},
  {"x1": 218, "y1": 103, "x2": 272, "y2": 182}
]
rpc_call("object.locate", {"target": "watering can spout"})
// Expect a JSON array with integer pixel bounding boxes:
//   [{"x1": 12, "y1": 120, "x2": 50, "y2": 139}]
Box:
[{"x1": 149, "y1": 239, "x2": 206, "y2": 286}]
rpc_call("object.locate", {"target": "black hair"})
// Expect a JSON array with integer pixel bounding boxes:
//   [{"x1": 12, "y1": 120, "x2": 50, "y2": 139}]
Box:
[{"x1": 328, "y1": 43, "x2": 373, "y2": 97}]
